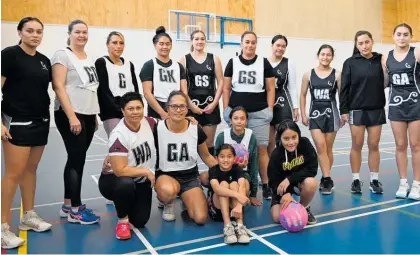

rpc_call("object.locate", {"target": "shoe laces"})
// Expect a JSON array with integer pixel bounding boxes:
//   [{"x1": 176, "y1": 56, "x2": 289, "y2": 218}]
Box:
[
  {"x1": 24, "y1": 211, "x2": 45, "y2": 226},
  {"x1": 352, "y1": 179, "x2": 363, "y2": 187},
  {"x1": 224, "y1": 224, "x2": 235, "y2": 236},
  {"x1": 371, "y1": 180, "x2": 382, "y2": 187},
  {"x1": 163, "y1": 201, "x2": 175, "y2": 214},
  {"x1": 235, "y1": 224, "x2": 249, "y2": 236}
]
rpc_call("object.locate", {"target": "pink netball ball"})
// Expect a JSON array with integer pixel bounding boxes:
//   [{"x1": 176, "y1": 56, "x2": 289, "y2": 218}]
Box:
[
  {"x1": 279, "y1": 201, "x2": 308, "y2": 232},
  {"x1": 231, "y1": 143, "x2": 249, "y2": 164}
]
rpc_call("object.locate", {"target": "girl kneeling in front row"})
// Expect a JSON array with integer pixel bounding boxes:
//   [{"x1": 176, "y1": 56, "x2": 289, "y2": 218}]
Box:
[
  {"x1": 268, "y1": 120, "x2": 318, "y2": 225},
  {"x1": 208, "y1": 144, "x2": 250, "y2": 244}
]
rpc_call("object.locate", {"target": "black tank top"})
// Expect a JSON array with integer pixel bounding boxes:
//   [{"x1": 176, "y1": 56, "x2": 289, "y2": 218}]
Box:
[
  {"x1": 309, "y1": 68, "x2": 337, "y2": 103},
  {"x1": 272, "y1": 58, "x2": 289, "y2": 91},
  {"x1": 386, "y1": 47, "x2": 417, "y2": 89},
  {"x1": 185, "y1": 53, "x2": 216, "y2": 97}
]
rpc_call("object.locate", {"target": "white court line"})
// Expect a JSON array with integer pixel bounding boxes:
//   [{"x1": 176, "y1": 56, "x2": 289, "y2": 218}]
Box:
[
  {"x1": 247, "y1": 229, "x2": 289, "y2": 255},
  {"x1": 94, "y1": 134, "x2": 108, "y2": 144},
  {"x1": 175, "y1": 201, "x2": 420, "y2": 255},
  {"x1": 91, "y1": 175, "x2": 158, "y2": 255},
  {"x1": 11, "y1": 196, "x2": 105, "y2": 211},
  {"x1": 132, "y1": 227, "x2": 159, "y2": 255},
  {"x1": 132, "y1": 199, "x2": 400, "y2": 254}
]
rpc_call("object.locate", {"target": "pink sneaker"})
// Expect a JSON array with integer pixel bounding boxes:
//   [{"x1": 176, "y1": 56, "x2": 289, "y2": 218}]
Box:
[{"x1": 116, "y1": 222, "x2": 131, "y2": 240}]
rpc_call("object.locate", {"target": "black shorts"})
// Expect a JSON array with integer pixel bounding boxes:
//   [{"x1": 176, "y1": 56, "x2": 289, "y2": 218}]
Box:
[
  {"x1": 155, "y1": 168, "x2": 201, "y2": 195},
  {"x1": 188, "y1": 95, "x2": 221, "y2": 126},
  {"x1": 207, "y1": 190, "x2": 244, "y2": 222},
  {"x1": 309, "y1": 101, "x2": 340, "y2": 133},
  {"x1": 349, "y1": 109, "x2": 386, "y2": 127},
  {"x1": 270, "y1": 184, "x2": 301, "y2": 208},
  {"x1": 147, "y1": 100, "x2": 166, "y2": 120},
  {"x1": 2, "y1": 113, "x2": 50, "y2": 147}
]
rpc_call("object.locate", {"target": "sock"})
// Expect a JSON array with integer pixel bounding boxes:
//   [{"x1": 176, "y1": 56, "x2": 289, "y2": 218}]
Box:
[
  {"x1": 118, "y1": 218, "x2": 129, "y2": 223},
  {"x1": 413, "y1": 180, "x2": 420, "y2": 187},
  {"x1": 1, "y1": 223, "x2": 8, "y2": 231},
  {"x1": 71, "y1": 207, "x2": 79, "y2": 213},
  {"x1": 352, "y1": 173, "x2": 360, "y2": 180},
  {"x1": 400, "y1": 179, "x2": 408, "y2": 185},
  {"x1": 24, "y1": 210, "x2": 34, "y2": 215},
  {"x1": 370, "y1": 172, "x2": 379, "y2": 182},
  {"x1": 323, "y1": 176, "x2": 331, "y2": 180}
]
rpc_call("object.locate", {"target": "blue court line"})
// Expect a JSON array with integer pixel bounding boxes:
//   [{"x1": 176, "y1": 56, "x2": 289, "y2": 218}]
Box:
[
  {"x1": 168, "y1": 201, "x2": 420, "y2": 255},
  {"x1": 131, "y1": 199, "x2": 401, "y2": 254}
]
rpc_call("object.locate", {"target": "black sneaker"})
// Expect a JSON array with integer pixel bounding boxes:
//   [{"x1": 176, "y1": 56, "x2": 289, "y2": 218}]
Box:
[
  {"x1": 306, "y1": 206, "x2": 317, "y2": 225},
  {"x1": 351, "y1": 179, "x2": 362, "y2": 193},
  {"x1": 319, "y1": 177, "x2": 325, "y2": 190},
  {"x1": 320, "y1": 177, "x2": 334, "y2": 195},
  {"x1": 263, "y1": 186, "x2": 272, "y2": 200},
  {"x1": 369, "y1": 180, "x2": 384, "y2": 194}
]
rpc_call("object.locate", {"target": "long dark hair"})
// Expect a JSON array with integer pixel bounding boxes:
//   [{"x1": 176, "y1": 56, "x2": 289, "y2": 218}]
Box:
[
  {"x1": 393, "y1": 23, "x2": 413, "y2": 35},
  {"x1": 275, "y1": 120, "x2": 301, "y2": 147},
  {"x1": 352, "y1": 30, "x2": 373, "y2": 55},
  {"x1": 216, "y1": 144, "x2": 237, "y2": 157},
  {"x1": 166, "y1": 90, "x2": 188, "y2": 110},
  {"x1": 317, "y1": 44, "x2": 335, "y2": 57},
  {"x1": 17, "y1": 17, "x2": 44, "y2": 45}
]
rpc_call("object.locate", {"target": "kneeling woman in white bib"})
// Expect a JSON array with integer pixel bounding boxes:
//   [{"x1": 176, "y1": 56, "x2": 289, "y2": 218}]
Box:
[
  {"x1": 99, "y1": 92, "x2": 157, "y2": 240},
  {"x1": 155, "y1": 90, "x2": 217, "y2": 224}
]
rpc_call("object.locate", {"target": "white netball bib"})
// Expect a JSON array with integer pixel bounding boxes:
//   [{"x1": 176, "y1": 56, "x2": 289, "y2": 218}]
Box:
[
  {"x1": 104, "y1": 57, "x2": 135, "y2": 97},
  {"x1": 231, "y1": 56, "x2": 265, "y2": 93},
  {"x1": 65, "y1": 48, "x2": 99, "y2": 92},
  {"x1": 157, "y1": 121, "x2": 198, "y2": 172},
  {"x1": 152, "y1": 58, "x2": 181, "y2": 101}
]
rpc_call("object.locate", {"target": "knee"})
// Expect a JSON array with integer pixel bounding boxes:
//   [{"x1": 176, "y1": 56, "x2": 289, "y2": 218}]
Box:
[
  {"x1": 115, "y1": 177, "x2": 136, "y2": 194},
  {"x1": 220, "y1": 181, "x2": 229, "y2": 188},
  {"x1": 229, "y1": 181, "x2": 239, "y2": 191},
  {"x1": 396, "y1": 140, "x2": 408, "y2": 152},
  {"x1": 302, "y1": 177, "x2": 318, "y2": 192},
  {"x1": 409, "y1": 140, "x2": 420, "y2": 153},
  {"x1": 157, "y1": 184, "x2": 177, "y2": 203},
  {"x1": 271, "y1": 208, "x2": 280, "y2": 224},
  {"x1": 258, "y1": 146, "x2": 268, "y2": 156},
  {"x1": 351, "y1": 141, "x2": 364, "y2": 151},
  {"x1": 368, "y1": 141, "x2": 379, "y2": 152},
  {"x1": 315, "y1": 142, "x2": 327, "y2": 154},
  {"x1": 130, "y1": 216, "x2": 150, "y2": 229},
  {"x1": 193, "y1": 213, "x2": 208, "y2": 225}
]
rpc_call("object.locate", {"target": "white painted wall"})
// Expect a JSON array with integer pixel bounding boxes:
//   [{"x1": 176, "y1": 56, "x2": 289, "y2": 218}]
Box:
[{"x1": 2, "y1": 22, "x2": 419, "y2": 126}]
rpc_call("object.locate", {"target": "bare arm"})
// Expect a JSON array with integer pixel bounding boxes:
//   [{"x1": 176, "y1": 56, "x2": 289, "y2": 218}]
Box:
[
  {"x1": 111, "y1": 155, "x2": 153, "y2": 178},
  {"x1": 52, "y1": 64, "x2": 82, "y2": 134},
  {"x1": 222, "y1": 77, "x2": 232, "y2": 109},
  {"x1": 212, "y1": 56, "x2": 224, "y2": 106},
  {"x1": 142, "y1": 80, "x2": 167, "y2": 118},
  {"x1": 198, "y1": 142, "x2": 217, "y2": 167},
  {"x1": 381, "y1": 53, "x2": 389, "y2": 88},
  {"x1": 299, "y1": 72, "x2": 310, "y2": 122},
  {"x1": 265, "y1": 77, "x2": 275, "y2": 109}
]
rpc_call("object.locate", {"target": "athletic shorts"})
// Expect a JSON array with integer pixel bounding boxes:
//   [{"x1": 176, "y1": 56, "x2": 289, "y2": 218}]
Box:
[
  {"x1": 1, "y1": 113, "x2": 50, "y2": 147},
  {"x1": 223, "y1": 107, "x2": 273, "y2": 146},
  {"x1": 155, "y1": 169, "x2": 201, "y2": 195},
  {"x1": 188, "y1": 107, "x2": 221, "y2": 126},
  {"x1": 349, "y1": 109, "x2": 386, "y2": 127}
]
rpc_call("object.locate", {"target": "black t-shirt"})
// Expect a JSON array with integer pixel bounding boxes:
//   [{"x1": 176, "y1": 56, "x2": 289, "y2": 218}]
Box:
[
  {"x1": 1, "y1": 45, "x2": 52, "y2": 118},
  {"x1": 224, "y1": 55, "x2": 275, "y2": 112},
  {"x1": 139, "y1": 58, "x2": 187, "y2": 82},
  {"x1": 209, "y1": 164, "x2": 244, "y2": 188}
]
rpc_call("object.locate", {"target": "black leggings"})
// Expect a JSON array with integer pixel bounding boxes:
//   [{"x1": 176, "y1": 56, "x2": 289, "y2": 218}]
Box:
[
  {"x1": 98, "y1": 174, "x2": 152, "y2": 228},
  {"x1": 55, "y1": 108, "x2": 96, "y2": 207}
]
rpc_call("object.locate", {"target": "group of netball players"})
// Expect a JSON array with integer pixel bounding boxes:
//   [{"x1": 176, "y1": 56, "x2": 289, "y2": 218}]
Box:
[{"x1": 1, "y1": 16, "x2": 419, "y2": 248}]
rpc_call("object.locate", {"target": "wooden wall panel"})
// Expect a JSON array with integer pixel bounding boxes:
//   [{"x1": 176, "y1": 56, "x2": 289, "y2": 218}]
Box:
[
  {"x1": 1, "y1": 0, "x2": 254, "y2": 34},
  {"x1": 255, "y1": 0, "x2": 383, "y2": 41}
]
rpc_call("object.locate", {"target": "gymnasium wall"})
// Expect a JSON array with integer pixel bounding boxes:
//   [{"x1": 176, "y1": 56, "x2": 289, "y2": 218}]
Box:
[{"x1": 382, "y1": 0, "x2": 420, "y2": 43}]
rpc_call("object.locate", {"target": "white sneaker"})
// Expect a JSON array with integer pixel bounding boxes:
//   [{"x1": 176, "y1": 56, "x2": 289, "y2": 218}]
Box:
[
  {"x1": 396, "y1": 183, "x2": 409, "y2": 198},
  {"x1": 235, "y1": 224, "x2": 250, "y2": 244},
  {"x1": 162, "y1": 200, "x2": 176, "y2": 221},
  {"x1": 158, "y1": 201, "x2": 164, "y2": 209},
  {"x1": 1, "y1": 223, "x2": 25, "y2": 249},
  {"x1": 19, "y1": 211, "x2": 52, "y2": 232},
  {"x1": 408, "y1": 184, "x2": 420, "y2": 200},
  {"x1": 223, "y1": 223, "x2": 237, "y2": 244}
]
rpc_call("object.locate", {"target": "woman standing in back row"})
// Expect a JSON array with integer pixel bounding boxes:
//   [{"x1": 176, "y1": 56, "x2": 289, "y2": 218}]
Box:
[
  {"x1": 382, "y1": 23, "x2": 420, "y2": 200},
  {"x1": 339, "y1": 30, "x2": 386, "y2": 194},
  {"x1": 179, "y1": 30, "x2": 224, "y2": 155},
  {"x1": 268, "y1": 35, "x2": 299, "y2": 156},
  {"x1": 52, "y1": 19, "x2": 100, "y2": 224},
  {"x1": 140, "y1": 26, "x2": 201, "y2": 120}
]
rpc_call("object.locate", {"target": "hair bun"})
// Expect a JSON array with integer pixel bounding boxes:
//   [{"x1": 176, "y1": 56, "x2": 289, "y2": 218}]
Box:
[{"x1": 156, "y1": 26, "x2": 166, "y2": 35}]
